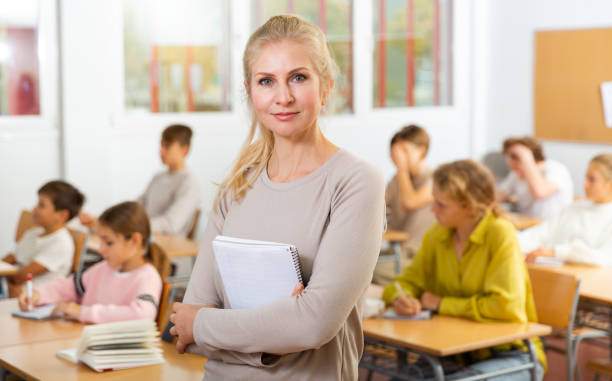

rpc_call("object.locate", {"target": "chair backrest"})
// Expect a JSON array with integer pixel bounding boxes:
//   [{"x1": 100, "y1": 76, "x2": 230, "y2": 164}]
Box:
[
  {"x1": 187, "y1": 209, "x2": 201, "y2": 240},
  {"x1": 157, "y1": 282, "x2": 173, "y2": 330},
  {"x1": 67, "y1": 228, "x2": 87, "y2": 273},
  {"x1": 528, "y1": 266, "x2": 580, "y2": 329},
  {"x1": 15, "y1": 210, "x2": 37, "y2": 242}
]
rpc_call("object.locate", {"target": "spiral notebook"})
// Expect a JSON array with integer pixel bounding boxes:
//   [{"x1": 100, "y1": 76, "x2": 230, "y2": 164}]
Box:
[{"x1": 212, "y1": 235, "x2": 303, "y2": 309}]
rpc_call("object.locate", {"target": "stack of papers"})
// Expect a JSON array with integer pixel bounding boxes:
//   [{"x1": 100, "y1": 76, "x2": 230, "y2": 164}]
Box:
[{"x1": 56, "y1": 319, "x2": 163, "y2": 372}]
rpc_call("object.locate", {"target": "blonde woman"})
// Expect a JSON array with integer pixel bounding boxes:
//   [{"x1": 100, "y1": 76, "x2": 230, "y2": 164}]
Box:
[
  {"x1": 170, "y1": 15, "x2": 385, "y2": 380},
  {"x1": 383, "y1": 160, "x2": 546, "y2": 380},
  {"x1": 522, "y1": 154, "x2": 612, "y2": 266}
]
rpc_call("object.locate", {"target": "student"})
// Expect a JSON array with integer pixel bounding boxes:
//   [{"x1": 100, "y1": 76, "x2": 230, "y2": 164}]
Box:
[
  {"x1": 497, "y1": 136, "x2": 573, "y2": 219},
  {"x1": 383, "y1": 160, "x2": 546, "y2": 380},
  {"x1": 18, "y1": 202, "x2": 164, "y2": 324},
  {"x1": 521, "y1": 153, "x2": 612, "y2": 266},
  {"x1": 80, "y1": 124, "x2": 200, "y2": 238},
  {"x1": 2, "y1": 181, "x2": 84, "y2": 296},
  {"x1": 169, "y1": 15, "x2": 385, "y2": 380},
  {"x1": 373, "y1": 124, "x2": 435, "y2": 285}
]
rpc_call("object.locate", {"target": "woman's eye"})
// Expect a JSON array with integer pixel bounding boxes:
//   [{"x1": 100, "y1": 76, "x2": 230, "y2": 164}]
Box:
[
  {"x1": 293, "y1": 73, "x2": 307, "y2": 82},
  {"x1": 258, "y1": 78, "x2": 273, "y2": 86}
]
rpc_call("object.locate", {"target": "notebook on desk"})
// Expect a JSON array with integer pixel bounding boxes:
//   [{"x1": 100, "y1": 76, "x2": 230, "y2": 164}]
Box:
[
  {"x1": 12, "y1": 304, "x2": 61, "y2": 320},
  {"x1": 212, "y1": 235, "x2": 304, "y2": 309}
]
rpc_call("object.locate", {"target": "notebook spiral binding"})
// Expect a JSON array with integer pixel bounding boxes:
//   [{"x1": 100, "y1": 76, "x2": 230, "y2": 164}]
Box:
[{"x1": 288, "y1": 246, "x2": 304, "y2": 285}]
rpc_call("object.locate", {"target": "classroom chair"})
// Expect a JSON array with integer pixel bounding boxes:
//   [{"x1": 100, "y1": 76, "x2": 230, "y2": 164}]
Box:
[
  {"x1": 68, "y1": 228, "x2": 87, "y2": 273},
  {"x1": 15, "y1": 210, "x2": 36, "y2": 242},
  {"x1": 187, "y1": 209, "x2": 201, "y2": 240},
  {"x1": 587, "y1": 358, "x2": 612, "y2": 381},
  {"x1": 528, "y1": 267, "x2": 607, "y2": 381},
  {"x1": 157, "y1": 281, "x2": 173, "y2": 330}
]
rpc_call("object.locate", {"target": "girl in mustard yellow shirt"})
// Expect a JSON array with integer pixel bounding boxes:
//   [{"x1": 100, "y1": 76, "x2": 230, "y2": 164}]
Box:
[{"x1": 383, "y1": 159, "x2": 546, "y2": 380}]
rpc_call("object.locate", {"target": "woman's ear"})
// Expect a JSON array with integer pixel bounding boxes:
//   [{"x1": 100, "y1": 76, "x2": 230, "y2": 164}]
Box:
[
  {"x1": 321, "y1": 78, "x2": 334, "y2": 105},
  {"x1": 244, "y1": 80, "x2": 250, "y2": 96}
]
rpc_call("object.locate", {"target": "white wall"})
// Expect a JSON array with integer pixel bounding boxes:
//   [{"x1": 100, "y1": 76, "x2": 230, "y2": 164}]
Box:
[
  {"x1": 482, "y1": 0, "x2": 612, "y2": 195},
  {"x1": 0, "y1": 1, "x2": 59, "y2": 255},
  {"x1": 1, "y1": 0, "x2": 477, "y2": 253}
]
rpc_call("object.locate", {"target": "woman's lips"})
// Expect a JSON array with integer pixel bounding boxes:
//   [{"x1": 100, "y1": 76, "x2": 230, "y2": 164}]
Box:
[{"x1": 273, "y1": 112, "x2": 299, "y2": 121}]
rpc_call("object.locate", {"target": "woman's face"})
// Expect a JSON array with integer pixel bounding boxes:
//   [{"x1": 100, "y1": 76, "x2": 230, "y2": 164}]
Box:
[
  {"x1": 584, "y1": 163, "x2": 612, "y2": 203},
  {"x1": 431, "y1": 185, "x2": 472, "y2": 228},
  {"x1": 247, "y1": 40, "x2": 329, "y2": 140}
]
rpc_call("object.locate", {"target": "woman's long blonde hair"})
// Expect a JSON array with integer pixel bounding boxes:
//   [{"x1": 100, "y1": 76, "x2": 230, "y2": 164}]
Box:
[
  {"x1": 433, "y1": 160, "x2": 502, "y2": 219},
  {"x1": 213, "y1": 15, "x2": 337, "y2": 210}
]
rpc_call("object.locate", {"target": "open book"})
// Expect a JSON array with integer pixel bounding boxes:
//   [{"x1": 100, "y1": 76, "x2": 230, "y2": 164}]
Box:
[
  {"x1": 212, "y1": 235, "x2": 304, "y2": 309},
  {"x1": 56, "y1": 319, "x2": 163, "y2": 372}
]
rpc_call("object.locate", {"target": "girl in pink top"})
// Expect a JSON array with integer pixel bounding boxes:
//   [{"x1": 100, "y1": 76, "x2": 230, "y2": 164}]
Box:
[{"x1": 18, "y1": 202, "x2": 165, "y2": 324}]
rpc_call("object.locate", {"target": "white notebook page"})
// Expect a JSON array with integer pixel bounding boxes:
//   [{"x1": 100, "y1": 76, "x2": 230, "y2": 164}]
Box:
[{"x1": 213, "y1": 236, "x2": 302, "y2": 309}]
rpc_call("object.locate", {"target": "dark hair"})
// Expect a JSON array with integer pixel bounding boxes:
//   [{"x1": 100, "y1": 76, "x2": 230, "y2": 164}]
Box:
[
  {"x1": 390, "y1": 124, "x2": 430, "y2": 157},
  {"x1": 38, "y1": 181, "x2": 85, "y2": 221},
  {"x1": 162, "y1": 124, "x2": 193, "y2": 147},
  {"x1": 502, "y1": 136, "x2": 545, "y2": 162},
  {"x1": 98, "y1": 202, "x2": 170, "y2": 278}
]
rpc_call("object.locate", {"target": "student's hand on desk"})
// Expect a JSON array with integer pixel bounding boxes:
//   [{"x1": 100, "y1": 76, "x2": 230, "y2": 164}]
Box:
[
  {"x1": 17, "y1": 289, "x2": 39, "y2": 311},
  {"x1": 525, "y1": 247, "x2": 555, "y2": 263},
  {"x1": 392, "y1": 295, "x2": 421, "y2": 316},
  {"x1": 420, "y1": 291, "x2": 442, "y2": 311},
  {"x1": 51, "y1": 302, "x2": 82, "y2": 320},
  {"x1": 170, "y1": 302, "x2": 217, "y2": 354}
]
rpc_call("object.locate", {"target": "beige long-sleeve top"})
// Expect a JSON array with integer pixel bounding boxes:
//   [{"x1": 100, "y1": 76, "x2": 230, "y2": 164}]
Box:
[
  {"x1": 183, "y1": 149, "x2": 385, "y2": 380},
  {"x1": 137, "y1": 169, "x2": 200, "y2": 237}
]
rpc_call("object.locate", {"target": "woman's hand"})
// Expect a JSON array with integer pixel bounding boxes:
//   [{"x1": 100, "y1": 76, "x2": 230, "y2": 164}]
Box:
[
  {"x1": 18, "y1": 289, "x2": 39, "y2": 311},
  {"x1": 420, "y1": 291, "x2": 442, "y2": 311},
  {"x1": 392, "y1": 295, "x2": 422, "y2": 316},
  {"x1": 170, "y1": 302, "x2": 217, "y2": 354},
  {"x1": 51, "y1": 302, "x2": 82, "y2": 320},
  {"x1": 525, "y1": 247, "x2": 555, "y2": 263},
  {"x1": 291, "y1": 282, "x2": 304, "y2": 296}
]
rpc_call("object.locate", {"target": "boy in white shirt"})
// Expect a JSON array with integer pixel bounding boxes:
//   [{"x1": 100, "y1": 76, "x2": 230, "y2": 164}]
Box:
[
  {"x1": 2, "y1": 181, "x2": 85, "y2": 296},
  {"x1": 496, "y1": 136, "x2": 573, "y2": 219}
]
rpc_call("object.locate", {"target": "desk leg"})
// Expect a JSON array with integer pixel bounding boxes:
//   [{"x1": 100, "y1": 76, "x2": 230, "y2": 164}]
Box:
[
  {"x1": 524, "y1": 339, "x2": 538, "y2": 381},
  {"x1": 417, "y1": 352, "x2": 445, "y2": 381},
  {"x1": 392, "y1": 242, "x2": 402, "y2": 275}
]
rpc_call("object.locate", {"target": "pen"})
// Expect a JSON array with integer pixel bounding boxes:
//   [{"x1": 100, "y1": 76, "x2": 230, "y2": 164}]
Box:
[
  {"x1": 26, "y1": 273, "x2": 33, "y2": 311},
  {"x1": 394, "y1": 281, "x2": 406, "y2": 297}
]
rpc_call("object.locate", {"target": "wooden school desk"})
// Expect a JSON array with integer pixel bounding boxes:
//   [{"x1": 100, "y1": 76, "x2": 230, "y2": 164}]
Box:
[
  {"x1": 0, "y1": 339, "x2": 205, "y2": 381},
  {"x1": 88, "y1": 233, "x2": 200, "y2": 259},
  {"x1": 0, "y1": 299, "x2": 81, "y2": 348},
  {"x1": 361, "y1": 315, "x2": 551, "y2": 380},
  {"x1": 504, "y1": 213, "x2": 542, "y2": 231},
  {"x1": 379, "y1": 230, "x2": 410, "y2": 274}
]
